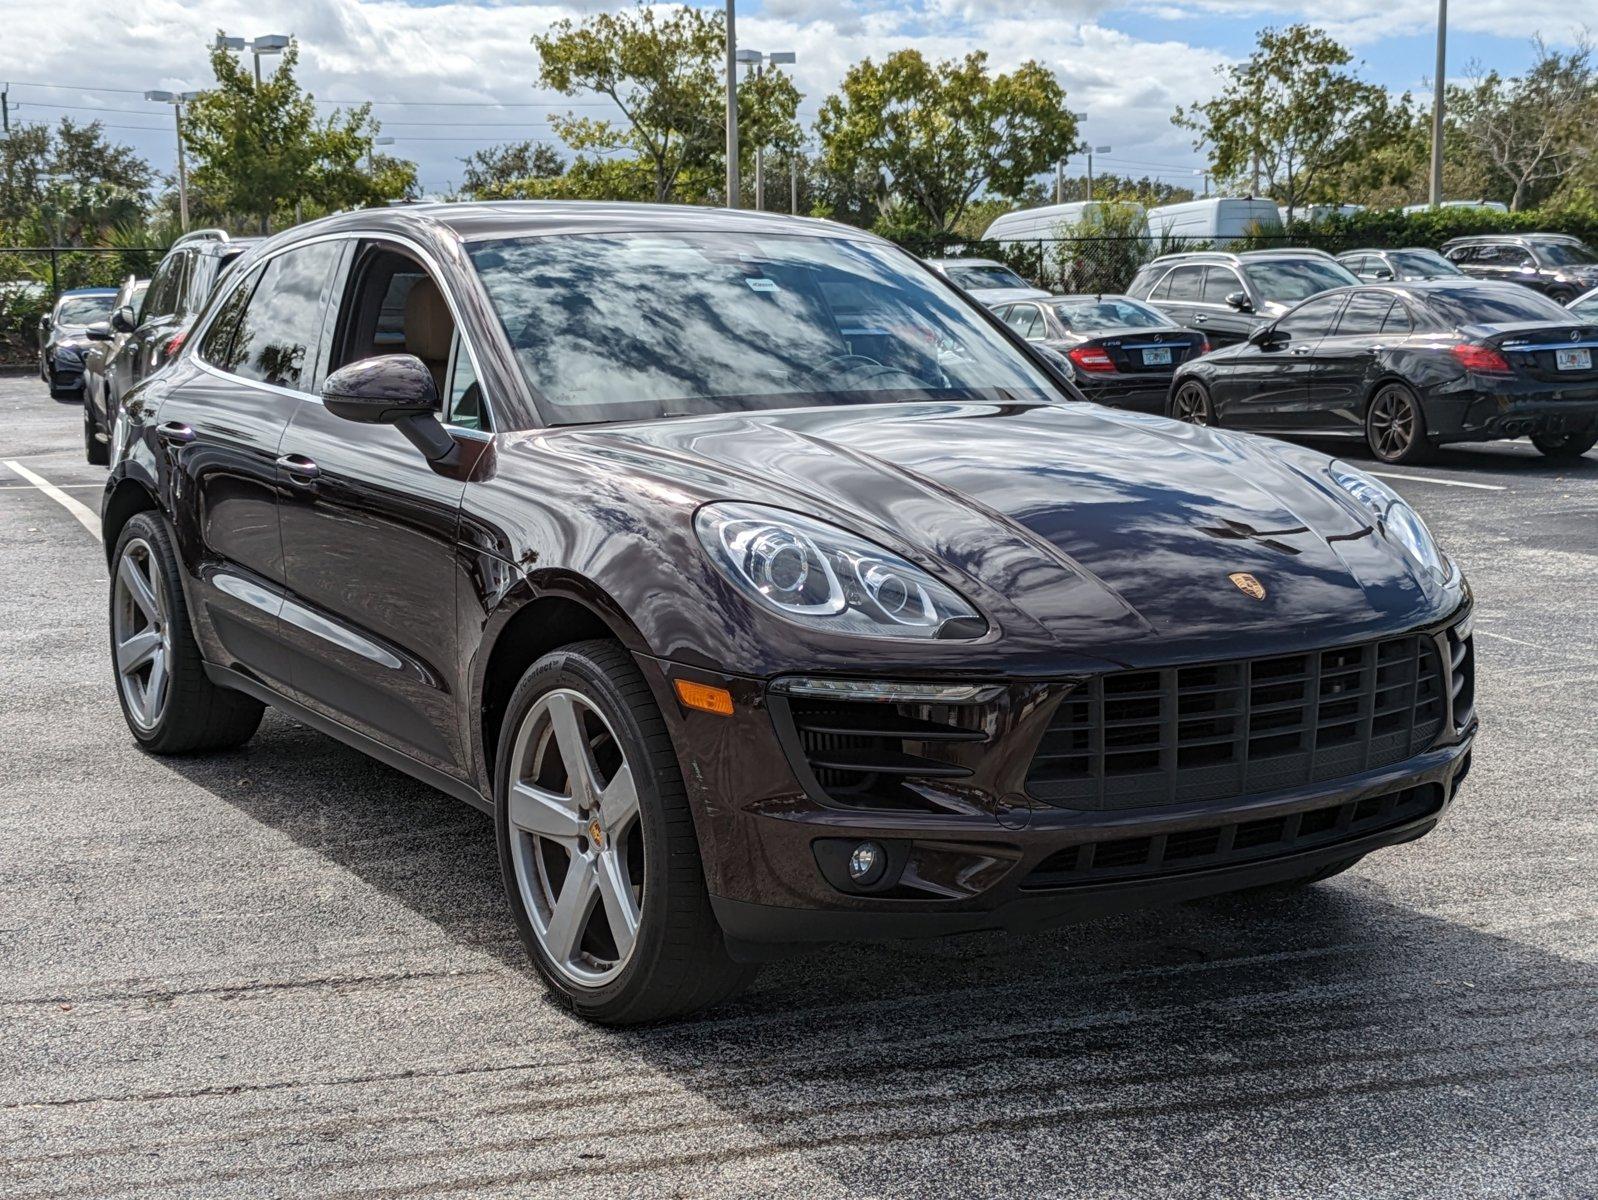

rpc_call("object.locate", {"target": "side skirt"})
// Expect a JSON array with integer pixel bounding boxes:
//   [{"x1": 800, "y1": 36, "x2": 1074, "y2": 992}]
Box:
[{"x1": 202, "y1": 662, "x2": 492, "y2": 816}]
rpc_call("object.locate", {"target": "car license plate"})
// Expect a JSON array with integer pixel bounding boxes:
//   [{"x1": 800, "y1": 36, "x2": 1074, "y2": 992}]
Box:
[
  {"x1": 1555, "y1": 348, "x2": 1591, "y2": 371},
  {"x1": 1142, "y1": 347, "x2": 1173, "y2": 366}
]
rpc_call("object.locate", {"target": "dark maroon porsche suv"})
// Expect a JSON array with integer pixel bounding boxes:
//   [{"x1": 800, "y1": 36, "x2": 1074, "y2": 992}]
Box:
[{"x1": 102, "y1": 203, "x2": 1476, "y2": 1023}]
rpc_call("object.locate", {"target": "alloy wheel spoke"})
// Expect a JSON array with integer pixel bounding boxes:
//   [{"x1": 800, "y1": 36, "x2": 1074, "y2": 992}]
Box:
[
  {"x1": 119, "y1": 555, "x2": 159, "y2": 623},
  {"x1": 546, "y1": 693, "x2": 597, "y2": 807},
  {"x1": 599, "y1": 762, "x2": 639, "y2": 834},
  {"x1": 509, "y1": 780, "x2": 583, "y2": 843},
  {"x1": 116, "y1": 629, "x2": 162, "y2": 675},
  {"x1": 594, "y1": 848, "x2": 640, "y2": 959},
  {"x1": 543, "y1": 859, "x2": 599, "y2": 965},
  {"x1": 141, "y1": 649, "x2": 168, "y2": 725}
]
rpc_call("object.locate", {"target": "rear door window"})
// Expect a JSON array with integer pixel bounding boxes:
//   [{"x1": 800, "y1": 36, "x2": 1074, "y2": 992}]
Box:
[
  {"x1": 1334, "y1": 291, "x2": 1395, "y2": 336},
  {"x1": 197, "y1": 267, "x2": 261, "y2": 372},
  {"x1": 1165, "y1": 266, "x2": 1204, "y2": 301},
  {"x1": 226, "y1": 242, "x2": 344, "y2": 392},
  {"x1": 1200, "y1": 267, "x2": 1242, "y2": 304},
  {"x1": 139, "y1": 253, "x2": 186, "y2": 322}
]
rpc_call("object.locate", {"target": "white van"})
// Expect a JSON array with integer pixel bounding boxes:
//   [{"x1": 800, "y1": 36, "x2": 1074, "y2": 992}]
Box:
[
  {"x1": 1401, "y1": 199, "x2": 1509, "y2": 214},
  {"x1": 1145, "y1": 197, "x2": 1284, "y2": 247},
  {"x1": 1279, "y1": 203, "x2": 1364, "y2": 227},
  {"x1": 984, "y1": 201, "x2": 1146, "y2": 244}
]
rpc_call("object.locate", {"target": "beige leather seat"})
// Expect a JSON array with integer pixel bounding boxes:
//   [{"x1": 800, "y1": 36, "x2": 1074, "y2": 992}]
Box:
[{"x1": 403, "y1": 276, "x2": 452, "y2": 394}]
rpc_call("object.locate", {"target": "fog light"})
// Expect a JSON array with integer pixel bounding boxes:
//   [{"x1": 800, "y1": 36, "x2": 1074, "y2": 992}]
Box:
[{"x1": 848, "y1": 841, "x2": 887, "y2": 885}]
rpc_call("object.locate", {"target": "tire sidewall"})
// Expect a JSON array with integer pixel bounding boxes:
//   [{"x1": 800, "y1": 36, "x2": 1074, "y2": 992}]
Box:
[{"x1": 493, "y1": 647, "x2": 676, "y2": 1019}]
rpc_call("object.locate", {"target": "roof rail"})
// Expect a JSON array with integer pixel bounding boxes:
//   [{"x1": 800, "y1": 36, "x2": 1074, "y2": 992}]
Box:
[{"x1": 170, "y1": 228, "x2": 231, "y2": 248}]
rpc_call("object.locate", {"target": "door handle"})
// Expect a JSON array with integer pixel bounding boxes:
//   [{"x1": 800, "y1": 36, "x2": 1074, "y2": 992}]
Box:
[
  {"x1": 277, "y1": 453, "x2": 320, "y2": 484},
  {"x1": 157, "y1": 420, "x2": 195, "y2": 443},
  {"x1": 1290, "y1": 345, "x2": 1313, "y2": 356},
  {"x1": 1193, "y1": 314, "x2": 1209, "y2": 324}
]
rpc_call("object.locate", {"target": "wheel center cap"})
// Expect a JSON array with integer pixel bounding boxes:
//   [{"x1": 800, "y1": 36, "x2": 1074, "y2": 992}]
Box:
[{"x1": 588, "y1": 819, "x2": 605, "y2": 849}]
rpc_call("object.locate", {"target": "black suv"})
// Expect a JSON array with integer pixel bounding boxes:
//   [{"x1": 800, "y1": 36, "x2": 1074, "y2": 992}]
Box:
[
  {"x1": 84, "y1": 229, "x2": 259, "y2": 461},
  {"x1": 1128, "y1": 250, "x2": 1358, "y2": 347},
  {"x1": 1440, "y1": 234, "x2": 1598, "y2": 304}
]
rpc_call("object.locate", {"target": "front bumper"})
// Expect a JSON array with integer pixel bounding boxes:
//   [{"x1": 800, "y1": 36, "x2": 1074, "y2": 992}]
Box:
[{"x1": 639, "y1": 611, "x2": 1477, "y2": 953}]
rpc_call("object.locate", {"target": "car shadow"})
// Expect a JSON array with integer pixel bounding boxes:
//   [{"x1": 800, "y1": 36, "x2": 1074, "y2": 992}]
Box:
[
  {"x1": 1292, "y1": 434, "x2": 1598, "y2": 476},
  {"x1": 157, "y1": 710, "x2": 1598, "y2": 1194}
]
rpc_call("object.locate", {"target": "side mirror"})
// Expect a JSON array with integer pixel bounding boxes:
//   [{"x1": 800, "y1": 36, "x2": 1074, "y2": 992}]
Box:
[
  {"x1": 84, "y1": 321, "x2": 113, "y2": 342},
  {"x1": 1225, "y1": 291, "x2": 1253, "y2": 312},
  {"x1": 322, "y1": 354, "x2": 459, "y2": 466},
  {"x1": 1247, "y1": 325, "x2": 1284, "y2": 348},
  {"x1": 111, "y1": 305, "x2": 137, "y2": 334},
  {"x1": 1373, "y1": 268, "x2": 1394, "y2": 281}
]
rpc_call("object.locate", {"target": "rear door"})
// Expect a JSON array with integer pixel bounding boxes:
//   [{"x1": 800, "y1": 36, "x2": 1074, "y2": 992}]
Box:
[
  {"x1": 1153, "y1": 265, "x2": 1205, "y2": 333},
  {"x1": 1303, "y1": 289, "x2": 1397, "y2": 433},
  {"x1": 154, "y1": 240, "x2": 343, "y2": 686},
  {"x1": 274, "y1": 240, "x2": 484, "y2": 779}
]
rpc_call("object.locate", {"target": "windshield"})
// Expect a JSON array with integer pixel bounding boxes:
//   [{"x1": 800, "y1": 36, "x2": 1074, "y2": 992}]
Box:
[
  {"x1": 1389, "y1": 251, "x2": 1462, "y2": 279},
  {"x1": 1243, "y1": 259, "x2": 1358, "y2": 304},
  {"x1": 55, "y1": 295, "x2": 114, "y2": 325},
  {"x1": 1423, "y1": 285, "x2": 1574, "y2": 326},
  {"x1": 468, "y1": 233, "x2": 1060, "y2": 426},
  {"x1": 944, "y1": 263, "x2": 1031, "y2": 290},
  {"x1": 1536, "y1": 242, "x2": 1598, "y2": 266},
  {"x1": 1049, "y1": 298, "x2": 1167, "y2": 329}
]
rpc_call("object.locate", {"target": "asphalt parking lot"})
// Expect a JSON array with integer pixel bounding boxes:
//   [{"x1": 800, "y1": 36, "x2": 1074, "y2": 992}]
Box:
[{"x1": 1, "y1": 369, "x2": 1594, "y2": 1199}]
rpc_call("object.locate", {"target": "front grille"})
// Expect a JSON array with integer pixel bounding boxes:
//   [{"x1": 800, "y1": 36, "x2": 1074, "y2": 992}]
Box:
[
  {"x1": 1022, "y1": 782, "x2": 1445, "y2": 889},
  {"x1": 1028, "y1": 635, "x2": 1447, "y2": 810}
]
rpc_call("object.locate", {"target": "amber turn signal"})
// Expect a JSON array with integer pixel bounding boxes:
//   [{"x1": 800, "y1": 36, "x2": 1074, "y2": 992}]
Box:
[{"x1": 674, "y1": 678, "x2": 735, "y2": 716}]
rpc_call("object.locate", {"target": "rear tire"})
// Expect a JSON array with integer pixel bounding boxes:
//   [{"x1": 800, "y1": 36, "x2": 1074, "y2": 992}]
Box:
[
  {"x1": 1531, "y1": 431, "x2": 1597, "y2": 462},
  {"x1": 495, "y1": 639, "x2": 755, "y2": 1024},
  {"x1": 1169, "y1": 380, "x2": 1215, "y2": 426},
  {"x1": 110, "y1": 512, "x2": 264, "y2": 754},
  {"x1": 1365, "y1": 383, "x2": 1433, "y2": 465}
]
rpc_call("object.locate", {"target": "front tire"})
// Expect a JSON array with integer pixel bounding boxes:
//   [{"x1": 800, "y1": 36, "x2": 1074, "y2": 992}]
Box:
[
  {"x1": 495, "y1": 639, "x2": 755, "y2": 1024},
  {"x1": 110, "y1": 513, "x2": 264, "y2": 753},
  {"x1": 1365, "y1": 383, "x2": 1433, "y2": 464},
  {"x1": 1531, "y1": 431, "x2": 1597, "y2": 461},
  {"x1": 84, "y1": 402, "x2": 108, "y2": 465}
]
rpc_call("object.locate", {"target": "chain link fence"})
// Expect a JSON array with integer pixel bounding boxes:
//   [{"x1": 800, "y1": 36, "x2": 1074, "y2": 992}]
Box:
[{"x1": 1, "y1": 245, "x2": 169, "y2": 364}]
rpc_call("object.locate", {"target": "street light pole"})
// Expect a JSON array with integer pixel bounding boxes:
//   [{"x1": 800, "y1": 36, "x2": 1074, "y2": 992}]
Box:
[
  {"x1": 725, "y1": 0, "x2": 739, "y2": 208},
  {"x1": 370, "y1": 135, "x2": 394, "y2": 175},
  {"x1": 145, "y1": 90, "x2": 200, "y2": 233},
  {"x1": 1086, "y1": 146, "x2": 1109, "y2": 201},
  {"x1": 735, "y1": 49, "x2": 796, "y2": 213},
  {"x1": 1429, "y1": 0, "x2": 1447, "y2": 207}
]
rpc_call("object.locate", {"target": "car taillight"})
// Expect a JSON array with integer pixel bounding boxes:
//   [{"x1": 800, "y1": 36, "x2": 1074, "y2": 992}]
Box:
[
  {"x1": 1197, "y1": 337, "x2": 1212, "y2": 356},
  {"x1": 1450, "y1": 343, "x2": 1511, "y2": 374},
  {"x1": 162, "y1": 329, "x2": 188, "y2": 360},
  {"x1": 1066, "y1": 345, "x2": 1116, "y2": 373}
]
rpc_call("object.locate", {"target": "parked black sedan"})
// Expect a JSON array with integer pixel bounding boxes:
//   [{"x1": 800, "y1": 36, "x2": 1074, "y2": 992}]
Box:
[
  {"x1": 102, "y1": 202, "x2": 1475, "y2": 1023},
  {"x1": 1336, "y1": 248, "x2": 1463, "y2": 282},
  {"x1": 1441, "y1": 234, "x2": 1598, "y2": 304},
  {"x1": 38, "y1": 286, "x2": 118, "y2": 399},
  {"x1": 1167, "y1": 280, "x2": 1598, "y2": 464},
  {"x1": 989, "y1": 294, "x2": 1208, "y2": 412}
]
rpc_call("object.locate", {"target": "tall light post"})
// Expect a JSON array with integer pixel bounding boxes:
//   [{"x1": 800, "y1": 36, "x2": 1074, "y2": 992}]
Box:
[
  {"x1": 1429, "y1": 0, "x2": 1447, "y2": 207},
  {"x1": 1058, "y1": 111, "x2": 1087, "y2": 203},
  {"x1": 736, "y1": 48, "x2": 796, "y2": 212},
  {"x1": 369, "y1": 135, "x2": 394, "y2": 175},
  {"x1": 216, "y1": 33, "x2": 291, "y2": 84},
  {"x1": 724, "y1": 0, "x2": 739, "y2": 208},
  {"x1": 1085, "y1": 146, "x2": 1110, "y2": 201},
  {"x1": 145, "y1": 90, "x2": 201, "y2": 232}
]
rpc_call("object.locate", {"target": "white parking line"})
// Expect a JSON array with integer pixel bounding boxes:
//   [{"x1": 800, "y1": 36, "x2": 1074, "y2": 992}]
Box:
[
  {"x1": 0, "y1": 482, "x2": 102, "y2": 491},
  {"x1": 2, "y1": 460, "x2": 102, "y2": 538},
  {"x1": 1476, "y1": 629, "x2": 1598, "y2": 667},
  {"x1": 1367, "y1": 470, "x2": 1507, "y2": 492}
]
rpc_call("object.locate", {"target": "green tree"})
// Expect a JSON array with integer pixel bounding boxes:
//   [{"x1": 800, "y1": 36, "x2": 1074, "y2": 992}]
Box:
[
  {"x1": 0, "y1": 119, "x2": 152, "y2": 243},
  {"x1": 1174, "y1": 25, "x2": 1409, "y2": 224},
  {"x1": 533, "y1": 2, "x2": 799, "y2": 205},
  {"x1": 1449, "y1": 39, "x2": 1597, "y2": 211},
  {"x1": 184, "y1": 36, "x2": 412, "y2": 231},
  {"x1": 459, "y1": 141, "x2": 565, "y2": 199},
  {"x1": 815, "y1": 50, "x2": 1077, "y2": 233}
]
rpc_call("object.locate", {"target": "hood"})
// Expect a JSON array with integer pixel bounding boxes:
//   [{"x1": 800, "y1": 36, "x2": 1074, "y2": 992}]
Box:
[{"x1": 554, "y1": 403, "x2": 1451, "y2": 661}]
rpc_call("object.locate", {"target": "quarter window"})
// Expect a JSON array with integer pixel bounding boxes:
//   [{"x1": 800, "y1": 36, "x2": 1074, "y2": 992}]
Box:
[
  {"x1": 1004, "y1": 304, "x2": 1044, "y2": 339},
  {"x1": 226, "y1": 242, "x2": 343, "y2": 392},
  {"x1": 1380, "y1": 301, "x2": 1414, "y2": 335}
]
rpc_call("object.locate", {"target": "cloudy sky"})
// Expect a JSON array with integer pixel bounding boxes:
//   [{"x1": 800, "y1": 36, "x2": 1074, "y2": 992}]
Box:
[{"x1": 0, "y1": 0, "x2": 1583, "y2": 196}]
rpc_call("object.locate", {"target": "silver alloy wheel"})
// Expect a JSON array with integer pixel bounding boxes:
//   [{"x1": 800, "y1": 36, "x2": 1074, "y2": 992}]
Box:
[
  {"x1": 1173, "y1": 383, "x2": 1211, "y2": 424},
  {"x1": 1369, "y1": 386, "x2": 1416, "y2": 459},
  {"x1": 112, "y1": 538, "x2": 172, "y2": 732},
  {"x1": 507, "y1": 688, "x2": 644, "y2": 987}
]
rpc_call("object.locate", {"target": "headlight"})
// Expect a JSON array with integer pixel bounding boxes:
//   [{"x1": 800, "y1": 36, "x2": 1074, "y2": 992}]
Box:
[
  {"x1": 1329, "y1": 461, "x2": 1447, "y2": 579},
  {"x1": 695, "y1": 502, "x2": 985, "y2": 639}
]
